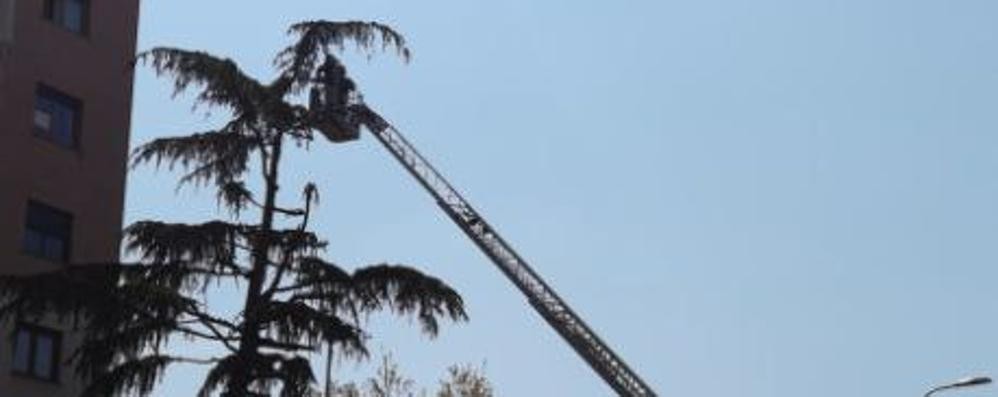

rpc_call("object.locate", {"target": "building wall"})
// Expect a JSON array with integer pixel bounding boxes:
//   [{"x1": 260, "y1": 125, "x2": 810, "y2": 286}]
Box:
[{"x1": 0, "y1": 0, "x2": 139, "y2": 395}]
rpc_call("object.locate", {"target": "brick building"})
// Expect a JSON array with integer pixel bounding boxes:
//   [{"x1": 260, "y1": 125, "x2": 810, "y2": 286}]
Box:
[{"x1": 0, "y1": 0, "x2": 139, "y2": 394}]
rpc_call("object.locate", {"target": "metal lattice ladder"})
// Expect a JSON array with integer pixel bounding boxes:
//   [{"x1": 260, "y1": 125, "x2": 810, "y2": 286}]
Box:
[{"x1": 357, "y1": 106, "x2": 658, "y2": 397}]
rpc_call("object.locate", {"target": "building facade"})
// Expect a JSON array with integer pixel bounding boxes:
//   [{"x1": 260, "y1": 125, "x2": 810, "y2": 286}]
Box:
[{"x1": 0, "y1": 0, "x2": 139, "y2": 394}]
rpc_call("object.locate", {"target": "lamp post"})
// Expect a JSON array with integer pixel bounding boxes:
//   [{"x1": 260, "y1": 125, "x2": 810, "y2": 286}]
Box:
[{"x1": 924, "y1": 376, "x2": 992, "y2": 397}]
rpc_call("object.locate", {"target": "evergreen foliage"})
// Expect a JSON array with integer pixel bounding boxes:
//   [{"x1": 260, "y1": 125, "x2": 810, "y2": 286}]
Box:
[{"x1": 0, "y1": 20, "x2": 466, "y2": 397}]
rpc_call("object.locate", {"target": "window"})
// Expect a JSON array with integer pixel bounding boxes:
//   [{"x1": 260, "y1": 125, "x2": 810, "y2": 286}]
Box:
[
  {"x1": 11, "y1": 324, "x2": 61, "y2": 382},
  {"x1": 0, "y1": 0, "x2": 15, "y2": 44},
  {"x1": 22, "y1": 201, "x2": 73, "y2": 262},
  {"x1": 42, "y1": 0, "x2": 88, "y2": 34},
  {"x1": 34, "y1": 84, "x2": 81, "y2": 148}
]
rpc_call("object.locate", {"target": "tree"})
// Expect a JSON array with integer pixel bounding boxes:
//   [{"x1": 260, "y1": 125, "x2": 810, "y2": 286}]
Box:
[
  {"x1": 0, "y1": 20, "x2": 466, "y2": 397},
  {"x1": 365, "y1": 353, "x2": 416, "y2": 397},
  {"x1": 318, "y1": 353, "x2": 494, "y2": 397},
  {"x1": 436, "y1": 364, "x2": 493, "y2": 397}
]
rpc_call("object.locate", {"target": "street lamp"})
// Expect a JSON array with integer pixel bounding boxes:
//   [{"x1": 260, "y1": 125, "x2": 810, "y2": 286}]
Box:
[{"x1": 924, "y1": 376, "x2": 992, "y2": 397}]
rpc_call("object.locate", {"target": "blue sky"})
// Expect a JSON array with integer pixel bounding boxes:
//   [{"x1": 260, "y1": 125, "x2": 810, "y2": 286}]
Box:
[{"x1": 127, "y1": 0, "x2": 998, "y2": 395}]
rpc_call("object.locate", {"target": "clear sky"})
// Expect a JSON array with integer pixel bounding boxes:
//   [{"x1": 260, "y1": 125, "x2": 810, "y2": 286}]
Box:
[{"x1": 126, "y1": 0, "x2": 998, "y2": 396}]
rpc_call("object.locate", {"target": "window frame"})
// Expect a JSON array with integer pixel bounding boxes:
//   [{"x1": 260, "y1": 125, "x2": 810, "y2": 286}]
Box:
[
  {"x1": 22, "y1": 200, "x2": 74, "y2": 263},
  {"x1": 10, "y1": 323, "x2": 62, "y2": 383},
  {"x1": 33, "y1": 83, "x2": 82, "y2": 149},
  {"x1": 42, "y1": 0, "x2": 89, "y2": 36}
]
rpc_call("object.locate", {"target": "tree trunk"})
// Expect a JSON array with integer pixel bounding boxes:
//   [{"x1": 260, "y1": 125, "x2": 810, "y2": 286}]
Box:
[{"x1": 227, "y1": 135, "x2": 283, "y2": 396}]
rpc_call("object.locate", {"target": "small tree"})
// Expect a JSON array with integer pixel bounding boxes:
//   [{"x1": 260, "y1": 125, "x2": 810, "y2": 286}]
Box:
[
  {"x1": 0, "y1": 20, "x2": 466, "y2": 397},
  {"x1": 318, "y1": 354, "x2": 494, "y2": 397},
  {"x1": 436, "y1": 364, "x2": 493, "y2": 397},
  {"x1": 366, "y1": 353, "x2": 416, "y2": 397}
]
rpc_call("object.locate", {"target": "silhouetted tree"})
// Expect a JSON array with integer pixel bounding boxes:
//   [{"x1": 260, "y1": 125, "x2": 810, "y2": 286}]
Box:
[{"x1": 0, "y1": 20, "x2": 466, "y2": 397}]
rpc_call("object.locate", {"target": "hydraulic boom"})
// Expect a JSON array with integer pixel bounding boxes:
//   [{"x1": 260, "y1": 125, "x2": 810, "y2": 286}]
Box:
[{"x1": 357, "y1": 106, "x2": 658, "y2": 397}]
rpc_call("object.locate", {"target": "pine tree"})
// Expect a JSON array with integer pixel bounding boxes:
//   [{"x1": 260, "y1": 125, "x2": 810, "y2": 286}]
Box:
[{"x1": 0, "y1": 20, "x2": 466, "y2": 397}]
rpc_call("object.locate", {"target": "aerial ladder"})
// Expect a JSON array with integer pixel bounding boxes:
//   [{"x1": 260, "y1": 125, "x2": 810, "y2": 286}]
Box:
[{"x1": 319, "y1": 102, "x2": 658, "y2": 397}]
